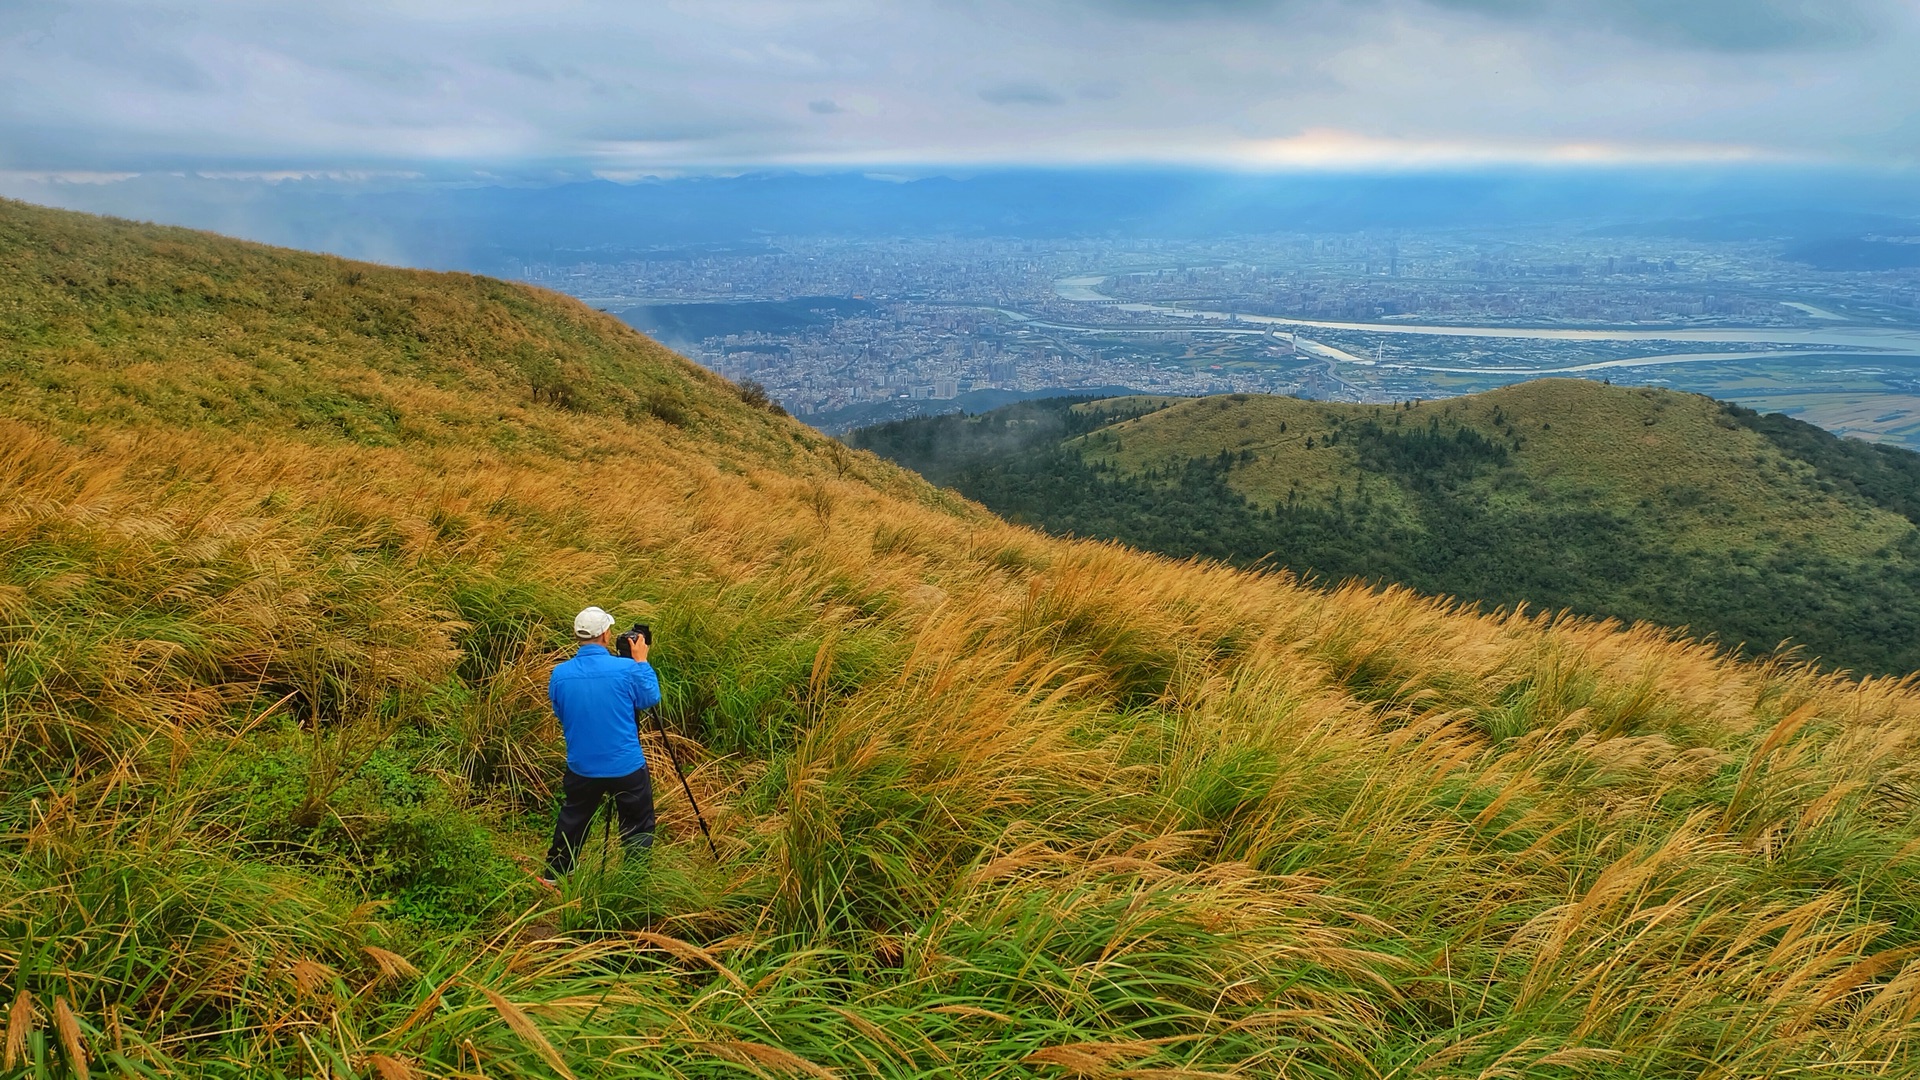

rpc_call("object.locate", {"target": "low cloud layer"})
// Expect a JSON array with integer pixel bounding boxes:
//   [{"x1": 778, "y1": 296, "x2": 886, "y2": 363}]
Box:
[{"x1": 1, "y1": 0, "x2": 1915, "y2": 176}]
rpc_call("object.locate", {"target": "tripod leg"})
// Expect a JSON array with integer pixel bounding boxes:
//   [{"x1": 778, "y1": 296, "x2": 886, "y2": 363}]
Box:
[
  {"x1": 602, "y1": 793, "x2": 617, "y2": 869},
  {"x1": 649, "y1": 709, "x2": 719, "y2": 859}
]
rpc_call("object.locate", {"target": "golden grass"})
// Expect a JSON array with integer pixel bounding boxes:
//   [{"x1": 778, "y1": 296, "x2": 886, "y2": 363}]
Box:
[{"x1": 6, "y1": 201, "x2": 1920, "y2": 1076}]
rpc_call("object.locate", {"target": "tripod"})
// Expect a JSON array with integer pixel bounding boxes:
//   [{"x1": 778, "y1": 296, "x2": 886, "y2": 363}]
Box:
[
  {"x1": 595, "y1": 708, "x2": 718, "y2": 864},
  {"x1": 607, "y1": 626, "x2": 720, "y2": 862},
  {"x1": 644, "y1": 706, "x2": 719, "y2": 859}
]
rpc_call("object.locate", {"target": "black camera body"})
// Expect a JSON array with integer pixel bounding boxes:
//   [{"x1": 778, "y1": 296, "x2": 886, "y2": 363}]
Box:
[{"x1": 614, "y1": 623, "x2": 652, "y2": 659}]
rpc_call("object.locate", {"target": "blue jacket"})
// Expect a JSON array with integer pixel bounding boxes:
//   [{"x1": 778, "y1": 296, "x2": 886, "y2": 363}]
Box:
[{"x1": 548, "y1": 644, "x2": 661, "y2": 777}]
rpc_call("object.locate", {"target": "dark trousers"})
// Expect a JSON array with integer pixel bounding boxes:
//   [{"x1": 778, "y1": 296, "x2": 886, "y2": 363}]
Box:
[{"x1": 545, "y1": 764, "x2": 656, "y2": 877}]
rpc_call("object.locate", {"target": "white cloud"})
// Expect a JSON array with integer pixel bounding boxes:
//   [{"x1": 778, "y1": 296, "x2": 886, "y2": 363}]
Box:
[
  {"x1": 0, "y1": 170, "x2": 141, "y2": 184},
  {"x1": 0, "y1": 0, "x2": 1915, "y2": 174},
  {"x1": 1224, "y1": 129, "x2": 1785, "y2": 169}
]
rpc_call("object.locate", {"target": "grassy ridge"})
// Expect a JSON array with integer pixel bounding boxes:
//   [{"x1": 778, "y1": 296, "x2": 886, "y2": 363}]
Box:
[
  {"x1": 5, "y1": 201, "x2": 1920, "y2": 1077},
  {"x1": 0, "y1": 197, "x2": 806, "y2": 447},
  {"x1": 851, "y1": 384, "x2": 1920, "y2": 675}
]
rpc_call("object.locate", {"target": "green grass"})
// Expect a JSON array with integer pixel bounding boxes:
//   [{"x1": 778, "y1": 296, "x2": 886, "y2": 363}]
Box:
[{"x1": 5, "y1": 200, "x2": 1920, "y2": 1077}]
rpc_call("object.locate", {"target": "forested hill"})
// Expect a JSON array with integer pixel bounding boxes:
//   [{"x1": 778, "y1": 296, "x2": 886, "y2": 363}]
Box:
[{"x1": 851, "y1": 381, "x2": 1920, "y2": 675}]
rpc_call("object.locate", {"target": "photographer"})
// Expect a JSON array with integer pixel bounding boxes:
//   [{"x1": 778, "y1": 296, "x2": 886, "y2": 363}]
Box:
[{"x1": 542, "y1": 606, "x2": 661, "y2": 882}]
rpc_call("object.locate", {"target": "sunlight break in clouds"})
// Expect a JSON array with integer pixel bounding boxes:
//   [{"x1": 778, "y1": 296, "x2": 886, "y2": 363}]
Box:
[{"x1": 1225, "y1": 130, "x2": 1786, "y2": 170}]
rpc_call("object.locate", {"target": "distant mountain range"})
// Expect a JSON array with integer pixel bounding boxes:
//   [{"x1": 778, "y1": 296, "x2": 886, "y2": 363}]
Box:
[
  {"x1": 1784, "y1": 237, "x2": 1920, "y2": 271},
  {"x1": 13, "y1": 168, "x2": 1920, "y2": 272},
  {"x1": 852, "y1": 380, "x2": 1920, "y2": 675}
]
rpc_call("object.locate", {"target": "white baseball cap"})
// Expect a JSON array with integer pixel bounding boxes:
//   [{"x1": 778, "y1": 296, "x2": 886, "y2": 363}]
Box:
[{"x1": 573, "y1": 606, "x2": 616, "y2": 640}]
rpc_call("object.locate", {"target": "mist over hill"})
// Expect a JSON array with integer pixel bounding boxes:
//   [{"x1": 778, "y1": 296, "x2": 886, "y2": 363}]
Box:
[
  {"x1": 8, "y1": 201, "x2": 1920, "y2": 1078},
  {"x1": 853, "y1": 382, "x2": 1920, "y2": 675}
]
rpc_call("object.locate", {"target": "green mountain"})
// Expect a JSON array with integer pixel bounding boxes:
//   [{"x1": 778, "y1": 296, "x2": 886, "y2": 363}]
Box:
[
  {"x1": 9, "y1": 200, "x2": 1920, "y2": 1077},
  {"x1": 851, "y1": 380, "x2": 1920, "y2": 675}
]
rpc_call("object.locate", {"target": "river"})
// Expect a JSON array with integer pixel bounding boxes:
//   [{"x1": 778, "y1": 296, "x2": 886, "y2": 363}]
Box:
[{"x1": 1051, "y1": 274, "x2": 1920, "y2": 356}]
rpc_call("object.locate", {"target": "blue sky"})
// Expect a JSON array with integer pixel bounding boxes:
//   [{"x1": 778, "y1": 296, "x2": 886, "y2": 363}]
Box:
[{"x1": 3, "y1": 0, "x2": 1917, "y2": 183}]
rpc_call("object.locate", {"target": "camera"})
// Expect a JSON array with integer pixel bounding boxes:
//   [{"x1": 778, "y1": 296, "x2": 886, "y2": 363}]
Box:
[{"x1": 614, "y1": 623, "x2": 652, "y2": 659}]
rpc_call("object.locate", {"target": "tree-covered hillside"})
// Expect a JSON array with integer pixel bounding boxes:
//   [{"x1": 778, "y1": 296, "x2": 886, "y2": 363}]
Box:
[
  {"x1": 7, "y1": 201, "x2": 1920, "y2": 1078},
  {"x1": 852, "y1": 384, "x2": 1920, "y2": 675}
]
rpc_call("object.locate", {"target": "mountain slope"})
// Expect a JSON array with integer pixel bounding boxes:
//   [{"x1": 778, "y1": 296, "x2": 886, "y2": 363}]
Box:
[
  {"x1": 1, "y1": 196, "x2": 822, "y2": 454},
  {"x1": 852, "y1": 382, "x2": 1920, "y2": 675},
  {"x1": 6, "y1": 200, "x2": 1920, "y2": 1078}
]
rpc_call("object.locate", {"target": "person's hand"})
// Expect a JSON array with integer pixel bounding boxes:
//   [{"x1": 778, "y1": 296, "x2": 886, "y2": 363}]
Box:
[{"x1": 629, "y1": 636, "x2": 649, "y2": 663}]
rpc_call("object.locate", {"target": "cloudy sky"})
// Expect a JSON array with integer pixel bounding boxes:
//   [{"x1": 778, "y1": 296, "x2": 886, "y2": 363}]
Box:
[{"x1": 3, "y1": 0, "x2": 1917, "y2": 180}]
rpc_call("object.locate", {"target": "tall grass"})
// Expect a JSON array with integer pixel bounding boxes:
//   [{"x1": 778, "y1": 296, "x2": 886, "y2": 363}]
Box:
[{"x1": 5, "y1": 200, "x2": 1920, "y2": 1076}]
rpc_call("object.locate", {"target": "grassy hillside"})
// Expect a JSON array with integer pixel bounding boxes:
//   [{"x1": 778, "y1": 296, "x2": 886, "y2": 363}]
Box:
[
  {"x1": 852, "y1": 383, "x2": 1920, "y2": 675},
  {"x1": 6, "y1": 200, "x2": 1920, "y2": 1078}
]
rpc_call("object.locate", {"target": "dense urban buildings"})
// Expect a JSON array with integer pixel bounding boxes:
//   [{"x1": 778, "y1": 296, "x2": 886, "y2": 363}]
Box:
[{"x1": 522, "y1": 228, "x2": 1920, "y2": 442}]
